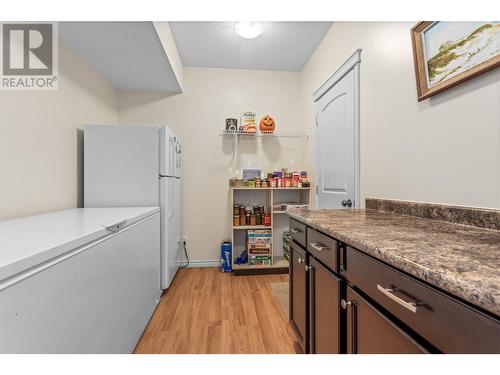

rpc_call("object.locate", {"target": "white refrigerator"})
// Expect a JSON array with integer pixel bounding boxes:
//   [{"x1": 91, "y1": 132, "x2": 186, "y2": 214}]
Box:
[{"x1": 84, "y1": 125, "x2": 181, "y2": 289}]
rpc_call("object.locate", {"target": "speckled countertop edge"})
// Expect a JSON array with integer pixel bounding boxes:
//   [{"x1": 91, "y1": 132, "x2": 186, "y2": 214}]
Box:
[{"x1": 287, "y1": 208, "x2": 500, "y2": 317}]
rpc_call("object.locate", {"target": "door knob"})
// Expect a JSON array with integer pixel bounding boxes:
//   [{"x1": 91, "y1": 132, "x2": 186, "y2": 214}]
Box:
[
  {"x1": 341, "y1": 199, "x2": 353, "y2": 208},
  {"x1": 341, "y1": 299, "x2": 353, "y2": 309}
]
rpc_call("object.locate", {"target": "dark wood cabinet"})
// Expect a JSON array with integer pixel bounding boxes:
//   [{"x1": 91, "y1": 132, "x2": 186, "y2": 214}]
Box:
[
  {"x1": 309, "y1": 257, "x2": 343, "y2": 353},
  {"x1": 343, "y1": 286, "x2": 427, "y2": 354},
  {"x1": 344, "y1": 246, "x2": 500, "y2": 353},
  {"x1": 289, "y1": 217, "x2": 500, "y2": 354},
  {"x1": 289, "y1": 241, "x2": 308, "y2": 352}
]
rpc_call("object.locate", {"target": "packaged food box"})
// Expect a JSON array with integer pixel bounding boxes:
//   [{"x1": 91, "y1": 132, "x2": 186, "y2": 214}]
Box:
[
  {"x1": 248, "y1": 247, "x2": 271, "y2": 255},
  {"x1": 249, "y1": 255, "x2": 272, "y2": 266}
]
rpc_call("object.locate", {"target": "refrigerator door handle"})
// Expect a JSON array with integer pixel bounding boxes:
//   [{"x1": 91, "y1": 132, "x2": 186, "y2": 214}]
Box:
[{"x1": 168, "y1": 178, "x2": 175, "y2": 220}]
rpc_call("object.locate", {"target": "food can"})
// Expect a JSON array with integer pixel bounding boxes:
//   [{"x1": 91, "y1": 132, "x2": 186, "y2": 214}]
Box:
[
  {"x1": 250, "y1": 213, "x2": 256, "y2": 226},
  {"x1": 256, "y1": 213, "x2": 262, "y2": 225},
  {"x1": 225, "y1": 118, "x2": 238, "y2": 131},
  {"x1": 264, "y1": 213, "x2": 271, "y2": 226}
]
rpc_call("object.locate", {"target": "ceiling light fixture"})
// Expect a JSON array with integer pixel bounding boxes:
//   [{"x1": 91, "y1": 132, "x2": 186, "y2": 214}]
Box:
[{"x1": 234, "y1": 22, "x2": 262, "y2": 39}]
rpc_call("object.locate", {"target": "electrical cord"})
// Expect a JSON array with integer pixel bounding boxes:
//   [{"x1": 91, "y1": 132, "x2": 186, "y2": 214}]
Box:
[{"x1": 179, "y1": 239, "x2": 190, "y2": 268}]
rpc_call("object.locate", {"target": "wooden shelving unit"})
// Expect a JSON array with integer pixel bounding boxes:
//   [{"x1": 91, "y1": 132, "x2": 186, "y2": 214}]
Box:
[{"x1": 230, "y1": 186, "x2": 311, "y2": 275}]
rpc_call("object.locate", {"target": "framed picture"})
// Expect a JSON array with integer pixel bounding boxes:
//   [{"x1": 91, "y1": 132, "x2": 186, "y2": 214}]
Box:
[{"x1": 411, "y1": 22, "x2": 500, "y2": 101}]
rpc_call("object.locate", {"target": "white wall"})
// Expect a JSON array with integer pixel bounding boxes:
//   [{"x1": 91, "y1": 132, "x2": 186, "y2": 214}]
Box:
[
  {"x1": 117, "y1": 67, "x2": 308, "y2": 263},
  {"x1": 0, "y1": 41, "x2": 117, "y2": 220},
  {"x1": 301, "y1": 22, "x2": 500, "y2": 209}
]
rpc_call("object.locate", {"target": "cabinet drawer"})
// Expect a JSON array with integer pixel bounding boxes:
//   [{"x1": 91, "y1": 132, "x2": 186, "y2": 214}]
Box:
[
  {"x1": 289, "y1": 218, "x2": 307, "y2": 248},
  {"x1": 345, "y1": 247, "x2": 500, "y2": 353},
  {"x1": 307, "y1": 228, "x2": 338, "y2": 272},
  {"x1": 345, "y1": 286, "x2": 427, "y2": 354}
]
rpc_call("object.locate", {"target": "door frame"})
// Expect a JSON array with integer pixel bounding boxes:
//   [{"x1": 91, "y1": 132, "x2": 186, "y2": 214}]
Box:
[{"x1": 313, "y1": 49, "x2": 361, "y2": 208}]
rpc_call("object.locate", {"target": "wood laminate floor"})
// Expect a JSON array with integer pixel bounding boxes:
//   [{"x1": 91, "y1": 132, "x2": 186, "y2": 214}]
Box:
[{"x1": 134, "y1": 267, "x2": 301, "y2": 354}]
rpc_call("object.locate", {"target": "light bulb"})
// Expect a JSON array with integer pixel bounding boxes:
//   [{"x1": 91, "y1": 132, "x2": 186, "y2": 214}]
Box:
[{"x1": 234, "y1": 22, "x2": 262, "y2": 39}]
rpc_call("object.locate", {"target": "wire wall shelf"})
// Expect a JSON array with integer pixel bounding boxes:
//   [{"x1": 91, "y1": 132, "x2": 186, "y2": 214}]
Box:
[{"x1": 220, "y1": 130, "x2": 308, "y2": 139}]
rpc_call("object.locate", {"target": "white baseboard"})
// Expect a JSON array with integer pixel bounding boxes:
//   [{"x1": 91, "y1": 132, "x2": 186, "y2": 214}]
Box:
[{"x1": 183, "y1": 259, "x2": 220, "y2": 268}]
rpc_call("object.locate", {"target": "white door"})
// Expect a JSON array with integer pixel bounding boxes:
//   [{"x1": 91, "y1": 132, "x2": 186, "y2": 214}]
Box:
[{"x1": 316, "y1": 68, "x2": 357, "y2": 209}]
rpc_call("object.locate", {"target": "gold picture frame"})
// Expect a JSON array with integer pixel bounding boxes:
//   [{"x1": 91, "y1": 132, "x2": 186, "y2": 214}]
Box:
[{"x1": 411, "y1": 21, "x2": 500, "y2": 101}]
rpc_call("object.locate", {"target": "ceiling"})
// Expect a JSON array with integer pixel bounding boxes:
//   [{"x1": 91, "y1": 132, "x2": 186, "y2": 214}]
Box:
[
  {"x1": 169, "y1": 22, "x2": 332, "y2": 72},
  {"x1": 60, "y1": 22, "x2": 182, "y2": 92}
]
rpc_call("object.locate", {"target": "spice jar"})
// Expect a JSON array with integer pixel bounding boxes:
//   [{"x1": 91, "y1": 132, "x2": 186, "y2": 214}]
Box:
[
  {"x1": 246, "y1": 212, "x2": 251, "y2": 225},
  {"x1": 250, "y1": 212, "x2": 256, "y2": 226},
  {"x1": 240, "y1": 214, "x2": 246, "y2": 226},
  {"x1": 233, "y1": 215, "x2": 240, "y2": 226}
]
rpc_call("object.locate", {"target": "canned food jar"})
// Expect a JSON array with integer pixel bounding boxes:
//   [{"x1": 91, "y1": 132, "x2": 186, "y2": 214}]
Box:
[
  {"x1": 233, "y1": 215, "x2": 240, "y2": 226},
  {"x1": 250, "y1": 213, "x2": 256, "y2": 226},
  {"x1": 233, "y1": 204, "x2": 240, "y2": 215},
  {"x1": 256, "y1": 213, "x2": 262, "y2": 225},
  {"x1": 264, "y1": 213, "x2": 271, "y2": 226}
]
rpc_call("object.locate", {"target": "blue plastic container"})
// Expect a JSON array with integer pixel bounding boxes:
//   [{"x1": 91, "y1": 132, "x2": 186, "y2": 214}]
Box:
[{"x1": 221, "y1": 241, "x2": 232, "y2": 273}]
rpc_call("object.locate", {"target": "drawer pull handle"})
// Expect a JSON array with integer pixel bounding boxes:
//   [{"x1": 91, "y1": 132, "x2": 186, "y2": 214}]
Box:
[
  {"x1": 309, "y1": 242, "x2": 329, "y2": 252},
  {"x1": 291, "y1": 227, "x2": 303, "y2": 234},
  {"x1": 377, "y1": 284, "x2": 418, "y2": 313},
  {"x1": 298, "y1": 258, "x2": 305, "y2": 264}
]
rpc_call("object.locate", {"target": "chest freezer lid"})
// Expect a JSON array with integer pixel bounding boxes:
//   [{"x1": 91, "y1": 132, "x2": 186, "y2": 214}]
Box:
[{"x1": 0, "y1": 207, "x2": 159, "y2": 282}]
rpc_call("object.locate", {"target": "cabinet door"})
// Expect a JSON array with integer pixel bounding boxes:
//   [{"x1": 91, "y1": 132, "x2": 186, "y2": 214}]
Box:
[
  {"x1": 309, "y1": 258, "x2": 343, "y2": 353},
  {"x1": 344, "y1": 287, "x2": 427, "y2": 354},
  {"x1": 289, "y1": 241, "x2": 308, "y2": 352}
]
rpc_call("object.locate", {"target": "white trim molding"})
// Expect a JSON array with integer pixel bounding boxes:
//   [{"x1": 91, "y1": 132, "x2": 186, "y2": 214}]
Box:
[
  {"x1": 313, "y1": 49, "x2": 362, "y2": 209},
  {"x1": 313, "y1": 49, "x2": 362, "y2": 102},
  {"x1": 185, "y1": 259, "x2": 220, "y2": 268}
]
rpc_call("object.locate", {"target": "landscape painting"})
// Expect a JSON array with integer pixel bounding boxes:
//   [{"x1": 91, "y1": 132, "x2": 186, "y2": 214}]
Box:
[{"x1": 411, "y1": 21, "x2": 500, "y2": 101}]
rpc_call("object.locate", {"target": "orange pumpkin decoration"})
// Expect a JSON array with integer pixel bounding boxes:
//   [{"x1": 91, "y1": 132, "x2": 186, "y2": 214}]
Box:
[{"x1": 259, "y1": 115, "x2": 275, "y2": 133}]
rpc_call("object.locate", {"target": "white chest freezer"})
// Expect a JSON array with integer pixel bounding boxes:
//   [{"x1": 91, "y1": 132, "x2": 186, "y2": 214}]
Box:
[{"x1": 0, "y1": 207, "x2": 161, "y2": 353}]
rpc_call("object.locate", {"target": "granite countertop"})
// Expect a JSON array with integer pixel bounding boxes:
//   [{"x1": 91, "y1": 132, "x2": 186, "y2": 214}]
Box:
[{"x1": 287, "y1": 208, "x2": 500, "y2": 317}]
